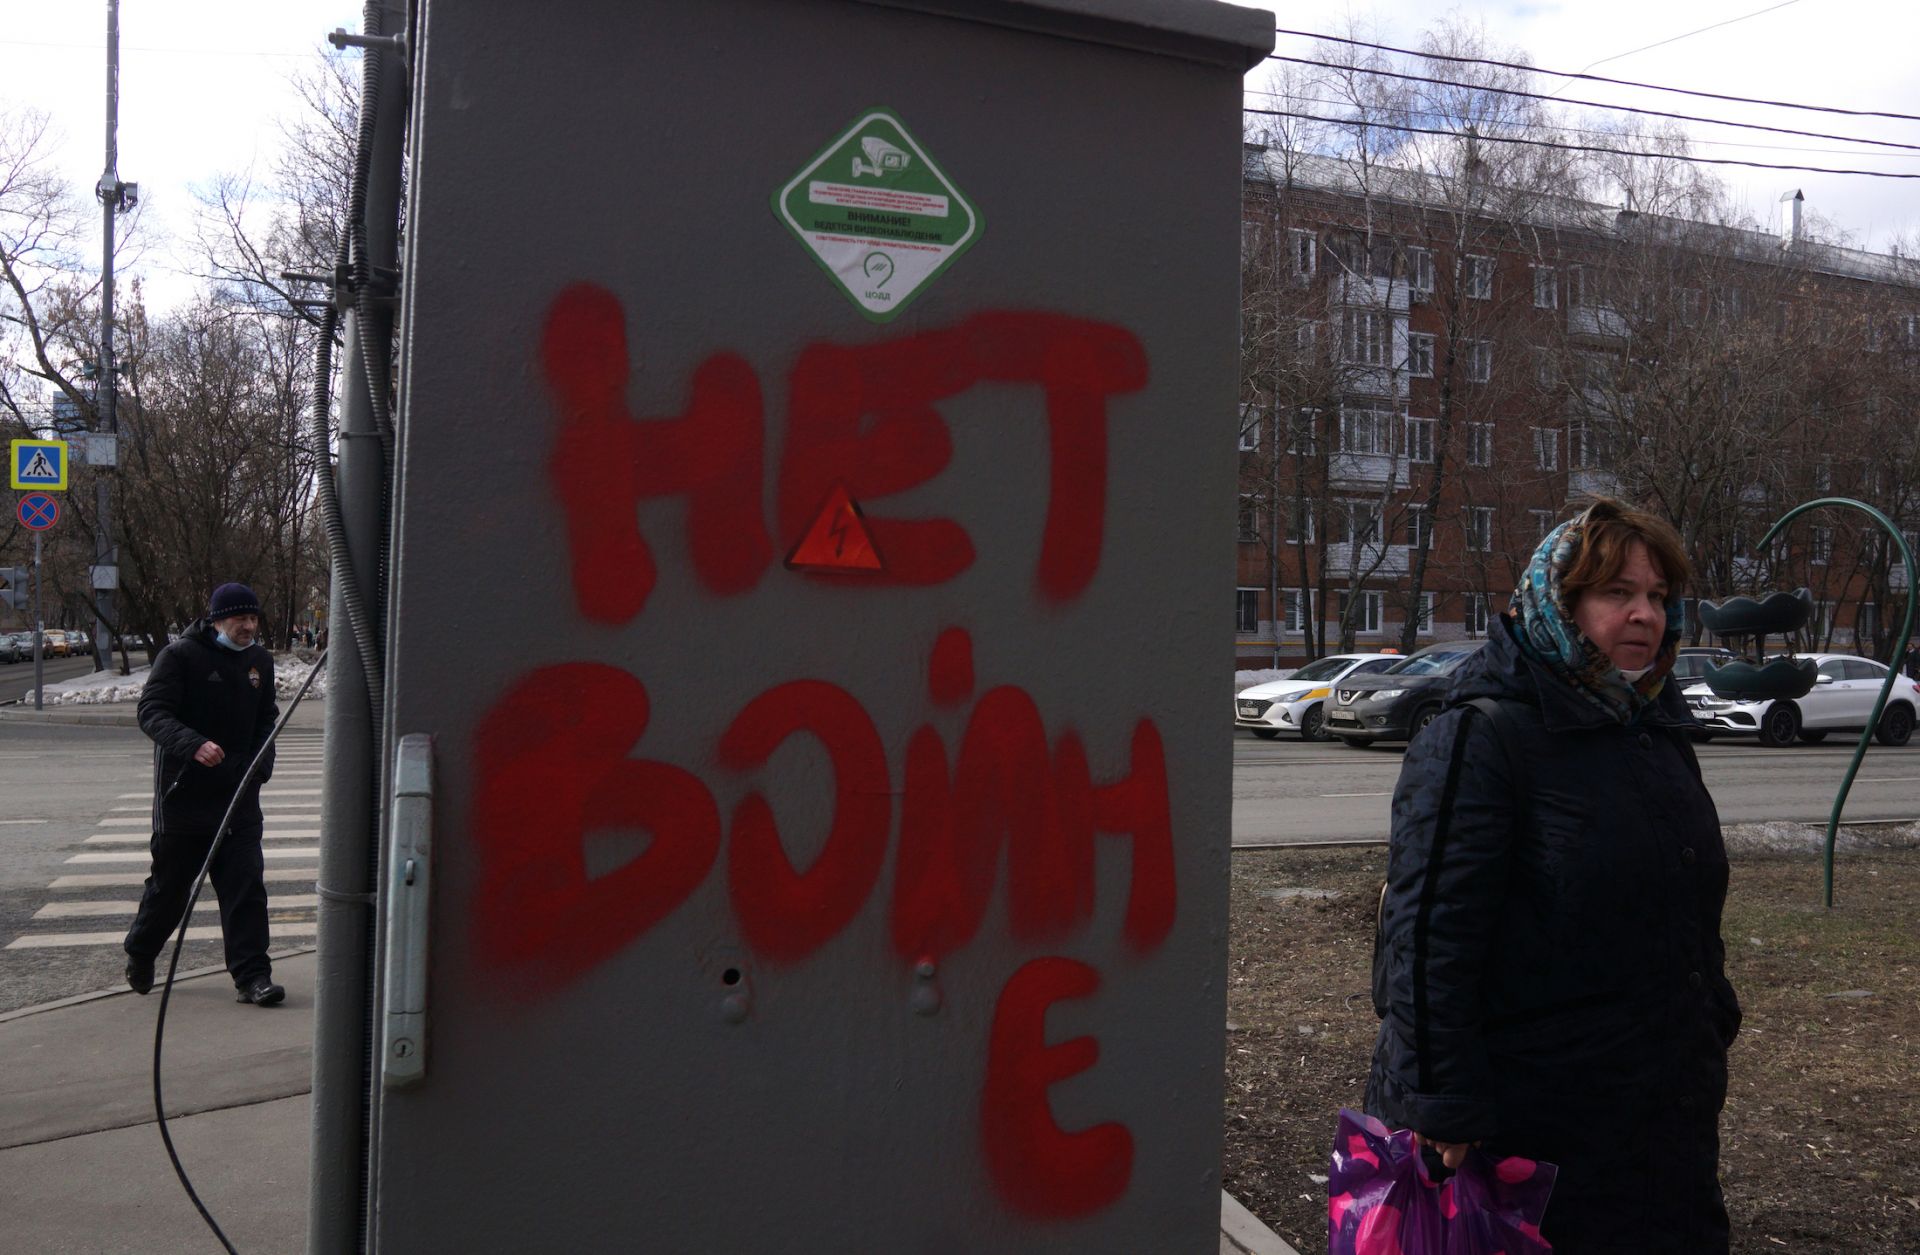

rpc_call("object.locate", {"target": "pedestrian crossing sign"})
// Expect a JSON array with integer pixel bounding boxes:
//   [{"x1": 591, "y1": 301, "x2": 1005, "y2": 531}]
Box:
[{"x1": 10, "y1": 439, "x2": 68, "y2": 491}]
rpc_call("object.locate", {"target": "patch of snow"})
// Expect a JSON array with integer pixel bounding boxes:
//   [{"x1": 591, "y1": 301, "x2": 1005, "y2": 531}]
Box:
[{"x1": 18, "y1": 653, "x2": 325, "y2": 707}]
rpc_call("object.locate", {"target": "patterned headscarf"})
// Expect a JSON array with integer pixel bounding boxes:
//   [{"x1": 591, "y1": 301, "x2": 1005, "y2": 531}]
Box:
[{"x1": 1505, "y1": 511, "x2": 1683, "y2": 724}]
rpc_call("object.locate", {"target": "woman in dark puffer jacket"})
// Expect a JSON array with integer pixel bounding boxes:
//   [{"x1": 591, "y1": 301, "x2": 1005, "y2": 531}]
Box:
[{"x1": 1366, "y1": 499, "x2": 1740, "y2": 1253}]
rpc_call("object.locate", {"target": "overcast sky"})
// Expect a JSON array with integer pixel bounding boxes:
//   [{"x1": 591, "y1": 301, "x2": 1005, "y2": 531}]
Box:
[
  {"x1": 1229, "y1": 0, "x2": 1920, "y2": 251},
  {"x1": 4, "y1": 1, "x2": 1915, "y2": 317}
]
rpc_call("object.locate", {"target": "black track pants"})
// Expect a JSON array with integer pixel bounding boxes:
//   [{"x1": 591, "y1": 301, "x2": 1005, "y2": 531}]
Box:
[{"x1": 123, "y1": 824, "x2": 272, "y2": 986}]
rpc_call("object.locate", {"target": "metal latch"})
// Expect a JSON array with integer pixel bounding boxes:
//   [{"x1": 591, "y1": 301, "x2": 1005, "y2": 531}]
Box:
[{"x1": 382, "y1": 734, "x2": 434, "y2": 1090}]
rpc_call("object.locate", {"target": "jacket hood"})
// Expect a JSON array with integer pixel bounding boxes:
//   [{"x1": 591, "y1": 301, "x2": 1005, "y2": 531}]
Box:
[{"x1": 1447, "y1": 619, "x2": 1693, "y2": 732}]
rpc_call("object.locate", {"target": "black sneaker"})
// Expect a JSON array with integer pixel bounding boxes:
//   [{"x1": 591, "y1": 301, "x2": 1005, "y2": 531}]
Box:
[
  {"x1": 236, "y1": 974, "x2": 285, "y2": 1006},
  {"x1": 125, "y1": 954, "x2": 154, "y2": 995}
]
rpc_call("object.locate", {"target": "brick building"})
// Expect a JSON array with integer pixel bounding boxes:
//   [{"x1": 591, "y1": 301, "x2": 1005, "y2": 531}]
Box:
[{"x1": 1236, "y1": 145, "x2": 1920, "y2": 670}]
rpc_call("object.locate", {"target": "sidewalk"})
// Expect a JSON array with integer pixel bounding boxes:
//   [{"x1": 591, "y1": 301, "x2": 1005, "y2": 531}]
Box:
[
  {"x1": 0, "y1": 949, "x2": 1299, "y2": 1253},
  {"x1": 0, "y1": 951, "x2": 319, "y2": 1254}
]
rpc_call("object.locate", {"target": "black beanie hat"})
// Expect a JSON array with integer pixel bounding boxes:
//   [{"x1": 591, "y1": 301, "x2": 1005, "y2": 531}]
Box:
[{"x1": 208, "y1": 582, "x2": 261, "y2": 621}]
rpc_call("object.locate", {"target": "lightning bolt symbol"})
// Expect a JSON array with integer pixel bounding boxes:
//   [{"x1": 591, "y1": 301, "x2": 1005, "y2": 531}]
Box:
[{"x1": 829, "y1": 507, "x2": 852, "y2": 557}]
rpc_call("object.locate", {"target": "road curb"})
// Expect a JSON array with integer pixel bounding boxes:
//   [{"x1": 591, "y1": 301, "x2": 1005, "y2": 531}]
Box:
[
  {"x1": 0, "y1": 705, "x2": 141, "y2": 728},
  {"x1": 0, "y1": 946, "x2": 318, "y2": 1024}
]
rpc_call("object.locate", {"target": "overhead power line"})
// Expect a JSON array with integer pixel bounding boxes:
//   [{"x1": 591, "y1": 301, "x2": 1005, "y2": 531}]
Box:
[
  {"x1": 1270, "y1": 28, "x2": 1920, "y2": 123},
  {"x1": 1244, "y1": 88, "x2": 1919, "y2": 160},
  {"x1": 1265, "y1": 54, "x2": 1920, "y2": 154},
  {"x1": 1243, "y1": 106, "x2": 1920, "y2": 179},
  {"x1": 1573, "y1": 0, "x2": 1806, "y2": 75}
]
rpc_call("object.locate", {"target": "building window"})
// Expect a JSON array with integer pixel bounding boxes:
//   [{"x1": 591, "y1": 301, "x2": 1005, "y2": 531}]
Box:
[
  {"x1": 1532, "y1": 265, "x2": 1558, "y2": 309},
  {"x1": 1677, "y1": 287, "x2": 1702, "y2": 326},
  {"x1": 1338, "y1": 407, "x2": 1393, "y2": 456},
  {"x1": 1406, "y1": 505, "x2": 1433, "y2": 550},
  {"x1": 1533, "y1": 347, "x2": 1558, "y2": 389},
  {"x1": 1288, "y1": 229, "x2": 1317, "y2": 280},
  {"x1": 1236, "y1": 588, "x2": 1260, "y2": 634},
  {"x1": 1407, "y1": 332, "x2": 1435, "y2": 378},
  {"x1": 1287, "y1": 408, "x2": 1318, "y2": 455},
  {"x1": 1339, "y1": 589, "x2": 1385, "y2": 634},
  {"x1": 1406, "y1": 247, "x2": 1434, "y2": 296},
  {"x1": 1466, "y1": 506, "x2": 1494, "y2": 552},
  {"x1": 1569, "y1": 265, "x2": 1592, "y2": 307},
  {"x1": 1899, "y1": 314, "x2": 1920, "y2": 351},
  {"x1": 1530, "y1": 508, "x2": 1554, "y2": 540},
  {"x1": 1464, "y1": 339, "x2": 1493, "y2": 383},
  {"x1": 1416, "y1": 591, "x2": 1436, "y2": 632},
  {"x1": 1813, "y1": 460, "x2": 1832, "y2": 494},
  {"x1": 1288, "y1": 497, "x2": 1314, "y2": 543},
  {"x1": 1466, "y1": 593, "x2": 1491, "y2": 635},
  {"x1": 1238, "y1": 404, "x2": 1262, "y2": 452},
  {"x1": 1466, "y1": 422, "x2": 1494, "y2": 467},
  {"x1": 1296, "y1": 321, "x2": 1319, "y2": 355},
  {"x1": 1238, "y1": 495, "x2": 1261, "y2": 542},
  {"x1": 1858, "y1": 602, "x2": 1879, "y2": 644},
  {"x1": 1811, "y1": 525, "x2": 1832, "y2": 565},
  {"x1": 1341, "y1": 309, "x2": 1393, "y2": 368},
  {"x1": 1532, "y1": 427, "x2": 1559, "y2": 471},
  {"x1": 1465, "y1": 255, "x2": 1494, "y2": 300},
  {"x1": 1336, "y1": 499, "x2": 1384, "y2": 546},
  {"x1": 1284, "y1": 588, "x2": 1315, "y2": 632},
  {"x1": 1405, "y1": 416, "x2": 1435, "y2": 464}
]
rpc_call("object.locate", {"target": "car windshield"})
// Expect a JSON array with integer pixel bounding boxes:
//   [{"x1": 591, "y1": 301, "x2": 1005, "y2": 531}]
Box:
[
  {"x1": 1289, "y1": 656, "x2": 1356, "y2": 682},
  {"x1": 1389, "y1": 648, "x2": 1475, "y2": 677}
]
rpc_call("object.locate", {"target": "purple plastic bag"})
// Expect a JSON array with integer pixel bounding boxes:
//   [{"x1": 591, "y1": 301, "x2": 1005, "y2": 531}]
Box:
[{"x1": 1328, "y1": 1108, "x2": 1557, "y2": 1255}]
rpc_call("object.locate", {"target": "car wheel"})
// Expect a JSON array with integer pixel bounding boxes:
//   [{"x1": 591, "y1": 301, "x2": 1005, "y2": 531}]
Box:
[
  {"x1": 1758, "y1": 702, "x2": 1800, "y2": 748},
  {"x1": 1796, "y1": 729, "x2": 1828, "y2": 744},
  {"x1": 1409, "y1": 704, "x2": 1441, "y2": 738},
  {"x1": 1301, "y1": 705, "x2": 1332, "y2": 742},
  {"x1": 1339, "y1": 736, "x2": 1375, "y2": 748},
  {"x1": 1875, "y1": 703, "x2": 1915, "y2": 747},
  {"x1": 1251, "y1": 728, "x2": 1281, "y2": 740}
]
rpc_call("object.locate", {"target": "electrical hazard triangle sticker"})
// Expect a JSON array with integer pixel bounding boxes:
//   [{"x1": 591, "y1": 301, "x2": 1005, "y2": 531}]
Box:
[{"x1": 785, "y1": 484, "x2": 884, "y2": 573}]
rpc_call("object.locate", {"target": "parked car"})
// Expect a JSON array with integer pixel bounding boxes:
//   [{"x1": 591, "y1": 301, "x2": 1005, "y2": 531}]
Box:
[
  {"x1": 1326, "y1": 640, "x2": 1490, "y2": 747},
  {"x1": 1685, "y1": 653, "x2": 1918, "y2": 747},
  {"x1": 41, "y1": 630, "x2": 70, "y2": 658},
  {"x1": 1671, "y1": 646, "x2": 1735, "y2": 686},
  {"x1": 0, "y1": 633, "x2": 23, "y2": 664},
  {"x1": 1235, "y1": 653, "x2": 1403, "y2": 741}
]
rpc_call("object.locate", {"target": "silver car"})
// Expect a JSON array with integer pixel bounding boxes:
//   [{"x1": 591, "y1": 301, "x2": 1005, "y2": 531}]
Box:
[{"x1": 1685, "y1": 653, "x2": 1918, "y2": 747}]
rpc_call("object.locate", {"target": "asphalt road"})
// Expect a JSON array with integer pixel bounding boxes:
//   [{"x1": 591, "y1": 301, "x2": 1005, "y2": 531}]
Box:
[
  {"x1": 0, "y1": 654, "x2": 113, "y2": 705},
  {"x1": 1233, "y1": 728, "x2": 1920, "y2": 845}
]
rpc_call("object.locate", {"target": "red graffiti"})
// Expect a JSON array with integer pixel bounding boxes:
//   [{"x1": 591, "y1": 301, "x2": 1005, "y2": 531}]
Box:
[
  {"x1": 981, "y1": 958, "x2": 1134, "y2": 1219},
  {"x1": 470, "y1": 664, "x2": 721, "y2": 992},
  {"x1": 543, "y1": 285, "x2": 771, "y2": 623},
  {"x1": 541, "y1": 286, "x2": 1147, "y2": 617},
  {"x1": 719, "y1": 681, "x2": 891, "y2": 962},
  {"x1": 492, "y1": 288, "x2": 1173, "y2": 1224}
]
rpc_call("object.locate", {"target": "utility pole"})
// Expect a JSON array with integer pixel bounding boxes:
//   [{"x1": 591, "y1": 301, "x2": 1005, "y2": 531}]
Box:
[{"x1": 92, "y1": 0, "x2": 133, "y2": 670}]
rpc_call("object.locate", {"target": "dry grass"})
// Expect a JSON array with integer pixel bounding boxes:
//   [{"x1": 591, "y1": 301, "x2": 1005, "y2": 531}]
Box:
[{"x1": 1221, "y1": 843, "x2": 1920, "y2": 1254}]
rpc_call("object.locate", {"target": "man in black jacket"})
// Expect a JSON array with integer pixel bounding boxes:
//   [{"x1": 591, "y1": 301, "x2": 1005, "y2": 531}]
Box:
[{"x1": 123, "y1": 583, "x2": 284, "y2": 1006}]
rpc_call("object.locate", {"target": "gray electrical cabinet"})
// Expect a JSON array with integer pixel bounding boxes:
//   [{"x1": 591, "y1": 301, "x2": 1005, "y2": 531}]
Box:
[{"x1": 370, "y1": 1, "x2": 1271, "y2": 1248}]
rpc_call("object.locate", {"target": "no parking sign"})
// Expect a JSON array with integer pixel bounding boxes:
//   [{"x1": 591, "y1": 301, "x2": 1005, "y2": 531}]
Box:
[{"x1": 17, "y1": 493, "x2": 59, "y2": 531}]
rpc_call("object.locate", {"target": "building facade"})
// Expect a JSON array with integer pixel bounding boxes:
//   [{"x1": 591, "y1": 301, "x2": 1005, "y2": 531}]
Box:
[{"x1": 1237, "y1": 146, "x2": 1920, "y2": 669}]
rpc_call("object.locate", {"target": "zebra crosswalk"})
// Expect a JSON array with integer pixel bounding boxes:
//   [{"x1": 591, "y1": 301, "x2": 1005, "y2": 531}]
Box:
[{"x1": 4, "y1": 731, "x2": 331, "y2": 952}]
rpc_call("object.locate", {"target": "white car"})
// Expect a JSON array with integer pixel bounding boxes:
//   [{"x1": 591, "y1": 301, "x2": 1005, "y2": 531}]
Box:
[
  {"x1": 1236, "y1": 653, "x2": 1403, "y2": 741},
  {"x1": 1684, "y1": 653, "x2": 1919, "y2": 748}
]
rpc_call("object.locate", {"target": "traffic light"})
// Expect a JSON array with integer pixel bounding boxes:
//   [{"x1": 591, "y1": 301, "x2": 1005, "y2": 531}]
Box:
[{"x1": 0, "y1": 566, "x2": 28, "y2": 610}]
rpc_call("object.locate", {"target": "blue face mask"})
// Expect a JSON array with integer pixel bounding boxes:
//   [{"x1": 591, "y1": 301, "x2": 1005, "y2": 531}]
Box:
[{"x1": 215, "y1": 630, "x2": 249, "y2": 652}]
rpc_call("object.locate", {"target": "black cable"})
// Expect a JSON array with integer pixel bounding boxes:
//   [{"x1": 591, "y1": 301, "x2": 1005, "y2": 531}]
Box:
[
  {"x1": 1245, "y1": 87, "x2": 1918, "y2": 159},
  {"x1": 1261, "y1": 53, "x2": 1920, "y2": 154},
  {"x1": 1270, "y1": 27, "x2": 1920, "y2": 123},
  {"x1": 1242, "y1": 106, "x2": 1920, "y2": 180},
  {"x1": 152, "y1": 650, "x2": 328, "y2": 1255}
]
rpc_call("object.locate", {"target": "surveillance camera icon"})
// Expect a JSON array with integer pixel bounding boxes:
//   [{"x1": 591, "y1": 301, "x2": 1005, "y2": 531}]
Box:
[{"x1": 851, "y1": 136, "x2": 911, "y2": 179}]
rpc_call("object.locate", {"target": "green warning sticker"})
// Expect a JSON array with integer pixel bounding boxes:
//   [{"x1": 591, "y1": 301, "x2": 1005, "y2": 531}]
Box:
[{"x1": 773, "y1": 108, "x2": 981, "y2": 323}]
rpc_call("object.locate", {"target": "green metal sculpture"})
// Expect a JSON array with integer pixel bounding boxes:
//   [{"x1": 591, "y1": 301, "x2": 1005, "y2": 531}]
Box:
[{"x1": 1699, "y1": 498, "x2": 1917, "y2": 907}]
